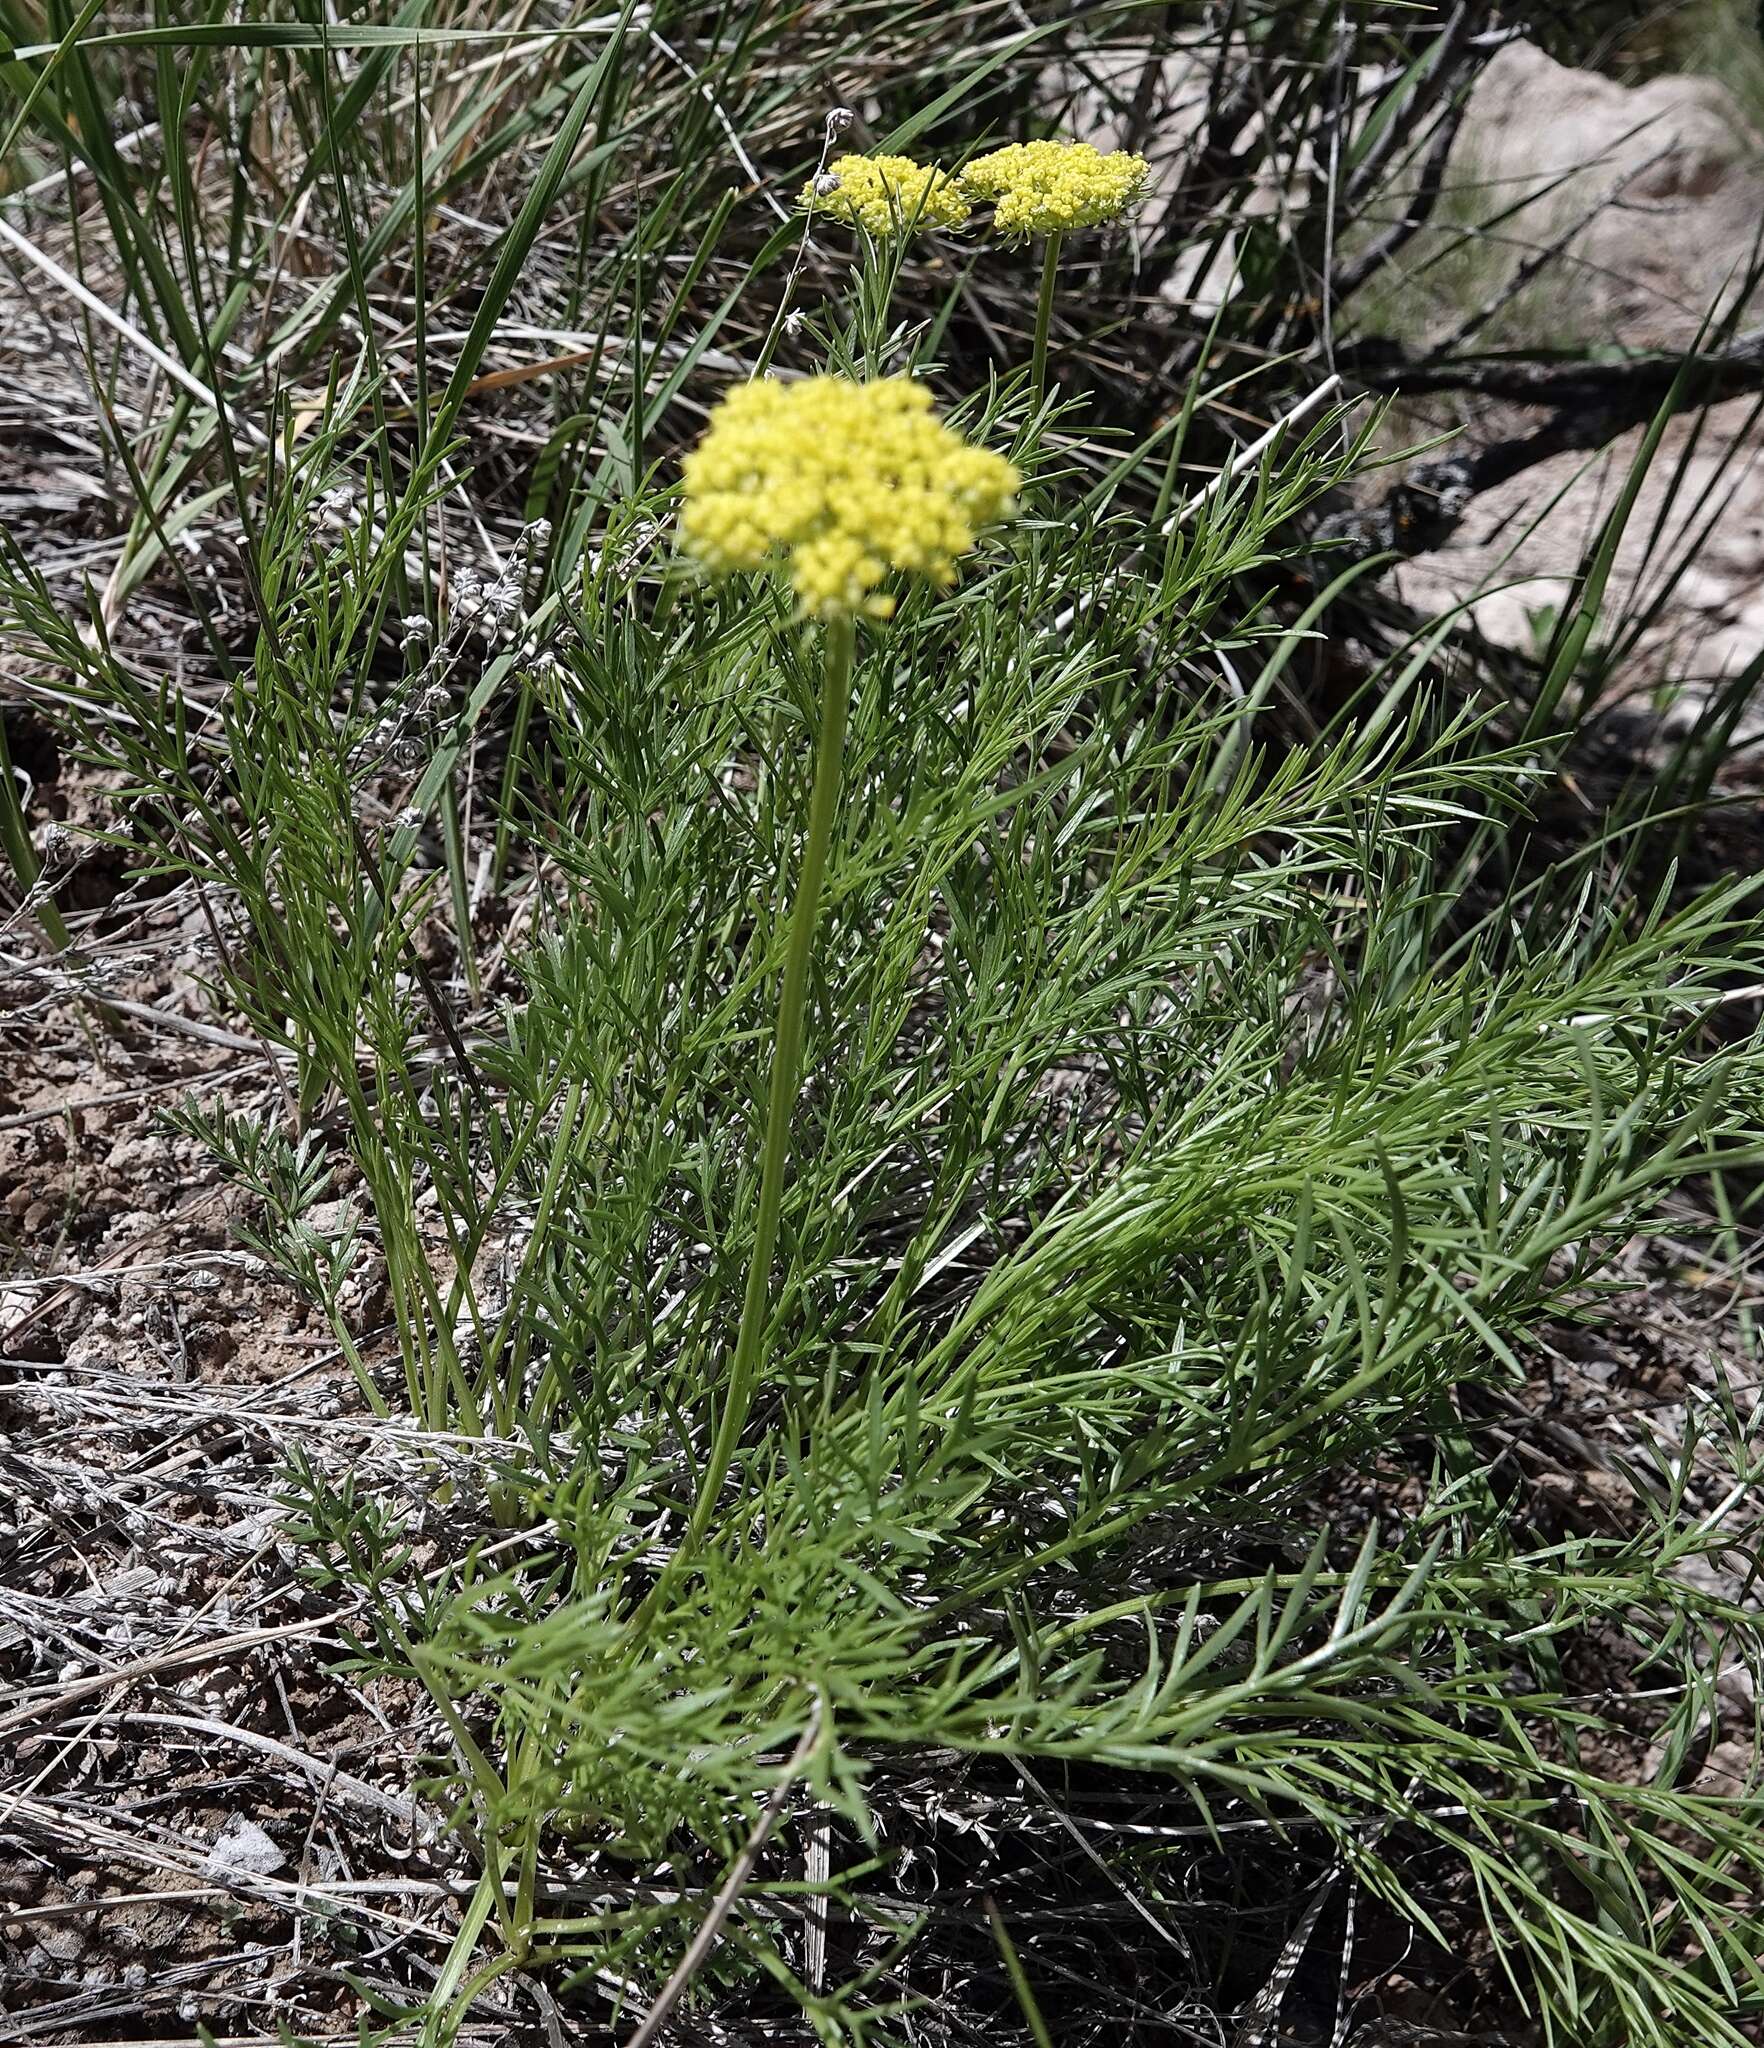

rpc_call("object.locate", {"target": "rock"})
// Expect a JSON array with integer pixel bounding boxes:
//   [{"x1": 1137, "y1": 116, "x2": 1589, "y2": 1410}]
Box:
[
  {"x1": 201, "y1": 1813, "x2": 286, "y2": 1879},
  {"x1": 1389, "y1": 40, "x2": 1764, "y2": 711},
  {"x1": 104, "y1": 1133, "x2": 169, "y2": 1177},
  {"x1": 1445, "y1": 41, "x2": 1764, "y2": 349},
  {"x1": 1396, "y1": 394, "x2": 1764, "y2": 720},
  {"x1": 304, "y1": 1198, "x2": 357, "y2": 1239},
  {"x1": 1697, "y1": 1737, "x2": 1761, "y2": 1794},
  {"x1": 34, "y1": 1921, "x2": 87, "y2": 1964}
]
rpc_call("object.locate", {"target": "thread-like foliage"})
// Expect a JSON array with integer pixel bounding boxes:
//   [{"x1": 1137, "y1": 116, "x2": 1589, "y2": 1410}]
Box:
[{"x1": 2, "y1": 3, "x2": 1763, "y2": 2044}]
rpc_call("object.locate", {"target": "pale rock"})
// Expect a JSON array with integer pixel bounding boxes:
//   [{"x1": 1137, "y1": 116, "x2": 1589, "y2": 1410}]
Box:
[
  {"x1": 201, "y1": 1813, "x2": 286, "y2": 1879},
  {"x1": 1392, "y1": 42, "x2": 1764, "y2": 713},
  {"x1": 1447, "y1": 40, "x2": 1764, "y2": 348}
]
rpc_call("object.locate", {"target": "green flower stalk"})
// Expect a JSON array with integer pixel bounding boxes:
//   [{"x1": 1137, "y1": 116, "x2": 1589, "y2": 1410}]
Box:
[
  {"x1": 678, "y1": 375, "x2": 1017, "y2": 1541},
  {"x1": 962, "y1": 140, "x2": 1151, "y2": 400},
  {"x1": 797, "y1": 154, "x2": 971, "y2": 370}
]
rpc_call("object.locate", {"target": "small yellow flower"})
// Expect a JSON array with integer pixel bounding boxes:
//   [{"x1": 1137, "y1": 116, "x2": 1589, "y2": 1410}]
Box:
[
  {"x1": 800, "y1": 153, "x2": 971, "y2": 238},
  {"x1": 679, "y1": 377, "x2": 1018, "y2": 622},
  {"x1": 962, "y1": 140, "x2": 1149, "y2": 238}
]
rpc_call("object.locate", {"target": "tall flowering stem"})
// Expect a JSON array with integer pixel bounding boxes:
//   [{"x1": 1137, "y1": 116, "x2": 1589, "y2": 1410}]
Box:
[
  {"x1": 1031, "y1": 232, "x2": 1061, "y2": 404},
  {"x1": 693, "y1": 608, "x2": 853, "y2": 1543},
  {"x1": 797, "y1": 154, "x2": 971, "y2": 376},
  {"x1": 678, "y1": 375, "x2": 1017, "y2": 1540},
  {"x1": 961, "y1": 140, "x2": 1149, "y2": 401}
]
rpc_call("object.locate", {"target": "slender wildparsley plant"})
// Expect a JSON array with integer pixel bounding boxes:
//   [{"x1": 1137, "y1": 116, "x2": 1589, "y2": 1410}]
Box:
[{"x1": 677, "y1": 372, "x2": 1017, "y2": 1537}]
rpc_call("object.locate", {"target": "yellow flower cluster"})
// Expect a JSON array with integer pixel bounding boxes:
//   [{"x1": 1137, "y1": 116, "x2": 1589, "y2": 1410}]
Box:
[
  {"x1": 961, "y1": 139, "x2": 1150, "y2": 238},
  {"x1": 800, "y1": 153, "x2": 970, "y2": 237},
  {"x1": 680, "y1": 377, "x2": 1018, "y2": 621}
]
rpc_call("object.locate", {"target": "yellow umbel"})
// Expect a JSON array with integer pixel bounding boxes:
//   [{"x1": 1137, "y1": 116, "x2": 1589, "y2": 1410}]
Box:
[
  {"x1": 962, "y1": 140, "x2": 1149, "y2": 238},
  {"x1": 680, "y1": 377, "x2": 1018, "y2": 621},
  {"x1": 800, "y1": 153, "x2": 971, "y2": 237}
]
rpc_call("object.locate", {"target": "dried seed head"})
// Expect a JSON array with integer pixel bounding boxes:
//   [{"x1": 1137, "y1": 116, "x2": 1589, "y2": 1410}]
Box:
[
  {"x1": 35, "y1": 822, "x2": 74, "y2": 867},
  {"x1": 312, "y1": 482, "x2": 359, "y2": 538}
]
